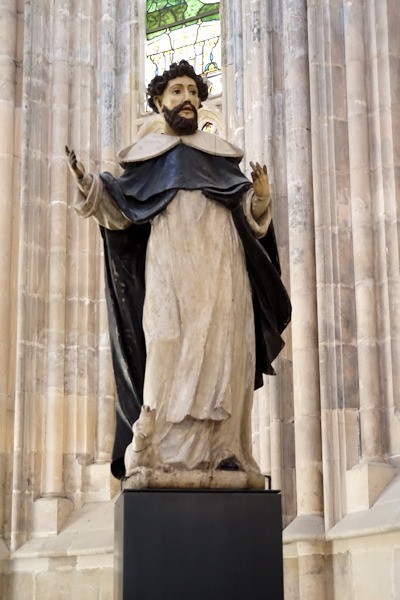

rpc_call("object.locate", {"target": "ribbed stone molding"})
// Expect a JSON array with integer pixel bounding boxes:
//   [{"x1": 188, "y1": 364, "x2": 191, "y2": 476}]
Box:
[
  {"x1": 43, "y1": 0, "x2": 70, "y2": 500},
  {"x1": 282, "y1": 0, "x2": 323, "y2": 520},
  {"x1": 0, "y1": 0, "x2": 18, "y2": 552},
  {"x1": 344, "y1": 0, "x2": 383, "y2": 463},
  {"x1": 223, "y1": 1, "x2": 400, "y2": 597},
  {"x1": 221, "y1": 0, "x2": 296, "y2": 528},
  {"x1": 308, "y1": 0, "x2": 400, "y2": 532},
  {"x1": 7, "y1": 0, "x2": 126, "y2": 552},
  {"x1": 307, "y1": 0, "x2": 360, "y2": 531}
]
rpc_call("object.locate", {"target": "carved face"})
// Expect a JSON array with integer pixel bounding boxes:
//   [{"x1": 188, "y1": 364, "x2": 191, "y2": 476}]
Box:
[
  {"x1": 154, "y1": 75, "x2": 201, "y2": 116},
  {"x1": 155, "y1": 76, "x2": 201, "y2": 135}
]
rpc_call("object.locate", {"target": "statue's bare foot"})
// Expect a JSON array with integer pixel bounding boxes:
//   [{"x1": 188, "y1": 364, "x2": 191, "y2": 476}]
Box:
[
  {"x1": 216, "y1": 456, "x2": 242, "y2": 471},
  {"x1": 160, "y1": 464, "x2": 174, "y2": 473}
]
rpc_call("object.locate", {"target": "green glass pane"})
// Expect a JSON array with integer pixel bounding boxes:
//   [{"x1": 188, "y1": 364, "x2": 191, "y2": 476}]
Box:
[
  {"x1": 147, "y1": 1, "x2": 219, "y2": 36},
  {"x1": 147, "y1": 3, "x2": 186, "y2": 34},
  {"x1": 197, "y1": 3, "x2": 219, "y2": 18},
  {"x1": 146, "y1": 1, "x2": 222, "y2": 97}
]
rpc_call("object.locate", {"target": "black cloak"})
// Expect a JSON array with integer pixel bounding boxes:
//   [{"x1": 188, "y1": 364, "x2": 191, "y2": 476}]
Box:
[{"x1": 98, "y1": 142, "x2": 291, "y2": 479}]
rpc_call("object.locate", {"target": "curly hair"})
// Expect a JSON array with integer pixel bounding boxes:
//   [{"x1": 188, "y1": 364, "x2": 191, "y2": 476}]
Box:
[{"x1": 147, "y1": 60, "x2": 209, "y2": 113}]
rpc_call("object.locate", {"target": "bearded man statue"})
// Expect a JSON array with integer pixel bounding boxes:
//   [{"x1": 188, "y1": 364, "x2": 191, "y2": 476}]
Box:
[{"x1": 66, "y1": 60, "x2": 291, "y2": 487}]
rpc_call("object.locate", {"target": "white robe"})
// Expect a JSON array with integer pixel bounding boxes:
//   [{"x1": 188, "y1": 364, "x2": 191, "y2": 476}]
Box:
[{"x1": 143, "y1": 190, "x2": 259, "y2": 471}]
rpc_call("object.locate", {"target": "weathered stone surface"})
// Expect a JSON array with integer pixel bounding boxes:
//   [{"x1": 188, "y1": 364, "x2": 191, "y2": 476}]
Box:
[
  {"x1": 1, "y1": 0, "x2": 400, "y2": 598},
  {"x1": 123, "y1": 467, "x2": 266, "y2": 491}
]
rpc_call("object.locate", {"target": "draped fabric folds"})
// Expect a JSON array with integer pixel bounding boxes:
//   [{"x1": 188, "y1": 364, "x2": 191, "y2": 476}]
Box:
[{"x1": 98, "y1": 143, "x2": 291, "y2": 478}]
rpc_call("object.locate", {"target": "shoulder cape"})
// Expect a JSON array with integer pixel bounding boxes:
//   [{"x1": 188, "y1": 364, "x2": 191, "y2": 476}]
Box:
[{"x1": 99, "y1": 135, "x2": 291, "y2": 479}]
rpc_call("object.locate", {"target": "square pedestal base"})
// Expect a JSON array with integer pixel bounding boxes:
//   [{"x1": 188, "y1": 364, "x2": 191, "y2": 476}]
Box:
[{"x1": 115, "y1": 489, "x2": 283, "y2": 600}]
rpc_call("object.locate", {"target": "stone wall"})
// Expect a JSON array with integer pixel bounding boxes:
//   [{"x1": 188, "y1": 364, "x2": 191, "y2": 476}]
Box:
[
  {"x1": 1, "y1": 0, "x2": 399, "y2": 598},
  {"x1": 224, "y1": 0, "x2": 400, "y2": 597}
]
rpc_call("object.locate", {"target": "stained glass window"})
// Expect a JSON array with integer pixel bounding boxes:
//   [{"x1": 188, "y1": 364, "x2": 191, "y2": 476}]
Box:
[{"x1": 146, "y1": 0, "x2": 222, "y2": 97}]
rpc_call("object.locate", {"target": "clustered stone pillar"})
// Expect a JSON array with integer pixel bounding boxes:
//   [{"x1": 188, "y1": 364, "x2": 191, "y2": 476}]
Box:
[
  {"x1": 0, "y1": 0, "x2": 17, "y2": 551},
  {"x1": 343, "y1": 0, "x2": 396, "y2": 511},
  {"x1": 221, "y1": 2, "x2": 326, "y2": 594},
  {"x1": 282, "y1": 0, "x2": 323, "y2": 525},
  {"x1": 94, "y1": 0, "x2": 118, "y2": 464},
  {"x1": 66, "y1": 0, "x2": 97, "y2": 467},
  {"x1": 221, "y1": 0, "x2": 245, "y2": 148},
  {"x1": 344, "y1": 0, "x2": 382, "y2": 464},
  {"x1": 221, "y1": 0, "x2": 296, "y2": 523},
  {"x1": 364, "y1": 0, "x2": 400, "y2": 460},
  {"x1": 374, "y1": 0, "x2": 400, "y2": 460},
  {"x1": 63, "y1": 0, "x2": 118, "y2": 496},
  {"x1": 242, "y1": 0, "x2": 293, "y2": 503},
  {"x1": 11, "y1": 0, "x2": 48, "y2": 551},
  {"x1": 242, "y1": 0, "x2": 269, "y2": 476},
  {"x1": 307, "y1": 0, "x2": 358, "y2": 529},
  {"x1": 42, "y1": 0, "x2": 70, "y2": 500},
  {"x1": 6, "y1": 0, "x2": 123, "y2": 547},
  {"x1": 28, "y1": 0, "x2": 74, "y2": 534}
]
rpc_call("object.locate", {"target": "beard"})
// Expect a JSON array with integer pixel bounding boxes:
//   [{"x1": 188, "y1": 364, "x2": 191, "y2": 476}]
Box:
[{"x1": 162, "y1": 102, "x2": 198, "y2": 135}]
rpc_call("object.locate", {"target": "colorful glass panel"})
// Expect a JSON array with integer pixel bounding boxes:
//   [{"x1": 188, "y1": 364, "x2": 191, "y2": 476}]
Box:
[
  {"x1": 147, "y1": 1, "x2": 220, "y2": 38},
  {"x1": 146, "y1": 0, "x2": 221, "y2": 97}
]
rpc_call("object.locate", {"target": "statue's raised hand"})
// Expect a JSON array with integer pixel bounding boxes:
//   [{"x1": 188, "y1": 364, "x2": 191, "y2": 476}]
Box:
[
  {"x1": 250, "y1": 161, "x2": 269, "y2": 199},
  {"x1": 250, "y1": 161, "x2": 270, "y2": 219},
  {"x1": 65, "y1": 145, "x2": 86, "y2": 180}
]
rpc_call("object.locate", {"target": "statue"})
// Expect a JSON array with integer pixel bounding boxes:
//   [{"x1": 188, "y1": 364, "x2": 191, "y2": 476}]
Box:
[{"x1": 66, "y1": 60, "x2": 291, "y2": 489}]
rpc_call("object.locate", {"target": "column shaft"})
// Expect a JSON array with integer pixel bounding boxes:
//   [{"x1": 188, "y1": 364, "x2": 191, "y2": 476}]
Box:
[
  {"x1": 95, "y1": 0, "x2": 118, "y2": 462},
  {"x1": 344, "y1": 0, "x2": 383, "y2": 461},
  {"x1": 0, "y1": 0, "x2": 17, "y2": 536},
  {"x1": 284, "y1": 0, "x2": 323, "y2": 516},
  {"x1": 11, "y1": 0, "x2": 36, "y2": 551},
  {"x1": 42, "y1": 0, "x2": 70, "y2": 496},
  {"x1": 366, "y1": 0, "x2": 400, "y2": 459}
]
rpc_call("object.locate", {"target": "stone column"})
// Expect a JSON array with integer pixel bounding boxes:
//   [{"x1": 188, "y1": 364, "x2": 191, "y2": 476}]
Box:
[
  {"x1": 343, "y1": 0, "x2": 396, "y2": 512},
  {"x1": 364, "y1": 0, "x2": 400, "y2": 463},
  {"x1": 282, "y1": 13, "x2": 326, "y2": 597},
  {"x1": 222, "y1": 0, "x2": 296, "y2": 522},
  {"x1": 242, "y1": 0, "x2": 263, "y2": 163},
  {"x1": 282, "y1": 0, "x2": 323, "y2": 526},
  {"x1": 243, "y1": 0, "x2": 270, "y2": 476},
  {"x1": 11, "y1": 0, "x2": 47, "y2": 551},
  {"x1": 65, "y1": 0, "x2": 93, "y2": 469},
  {"x1": 245, "y1": 0, "x2": 287, "y2": 494},
  {"x1": 344, "y1": 0, "x2": 381, "y2": 462},
  {"x1": 62, "y1": 0, "x2": 111, "y2": 504},
  {"x1": 90, "y1": 0, "x2": 142, "y2": 467},
  {"x1": 379, "y1": 0, "x2": 400, "y2": 462},
  {"x1": 283, "y1": 0, "x2": 326, "y2": 584},
  {"x1": 42, "y1": 0, "x2": 69, "y2": 499},
  {"x1": 267, "y1": 1, "x2": 295, "y2": 521},
  {"x1": 0, "y1": 0, "x2": 17, "y2": 549},
  {"x1": 94, "y1": 0, "x2": 117, "y2": 465},
  {"x1": 31, "y1": 0, "x2": 74, "y2": 534},
  {"x1": 221, "y1": 0, "x2": 245, "y2": 147},
  {"x1": 306, "y1": 0, "x2": 359, "y2": 530}
]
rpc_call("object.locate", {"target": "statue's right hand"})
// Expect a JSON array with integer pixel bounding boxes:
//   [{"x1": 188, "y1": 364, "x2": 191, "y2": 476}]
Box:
[{"x1": 65, "y1": 145, "x2": 86, "y2": 180}]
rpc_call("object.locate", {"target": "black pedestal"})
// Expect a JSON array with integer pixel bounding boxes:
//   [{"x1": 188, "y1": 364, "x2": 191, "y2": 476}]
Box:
[{"x1": 114, "y1": 489, "x2": 283, "y2": 600}]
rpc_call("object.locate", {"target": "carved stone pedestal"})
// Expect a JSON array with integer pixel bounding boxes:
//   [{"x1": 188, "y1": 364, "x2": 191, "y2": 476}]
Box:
[
  {"x1": 114, "y1": 489, "x2": 284, "y2": 600},
  {"x1": 123, "y1": 466, "x2": 266, "y2": 490}
]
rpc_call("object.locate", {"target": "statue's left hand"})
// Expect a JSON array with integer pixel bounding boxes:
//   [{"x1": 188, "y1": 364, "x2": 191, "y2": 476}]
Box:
[
  {"x1": 250, "y1": 161, "x2": 269, "y2": 198},
  {"x1": 250, "y1": 161, "x2": 270, "y2": 219},
  {"x1": 65, "y1": 145, "x2": 86, "y2": 180}
]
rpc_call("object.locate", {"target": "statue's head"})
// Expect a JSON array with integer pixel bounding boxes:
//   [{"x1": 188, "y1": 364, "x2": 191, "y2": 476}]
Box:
[{"x1": 147, "y1": 60, "x2": 209, "y2": 135}]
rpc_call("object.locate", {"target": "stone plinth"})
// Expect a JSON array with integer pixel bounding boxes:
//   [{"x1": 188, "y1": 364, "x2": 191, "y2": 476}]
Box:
[
  {"x1": 346, "y1": 462, "x2": 396, "y2": 513},
  {"x1": 32, "y1": 497, "x2": 74, "y2": 537},
  {"x1": 115, "y1": 489, "x2": 283, "y2": 600}
]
